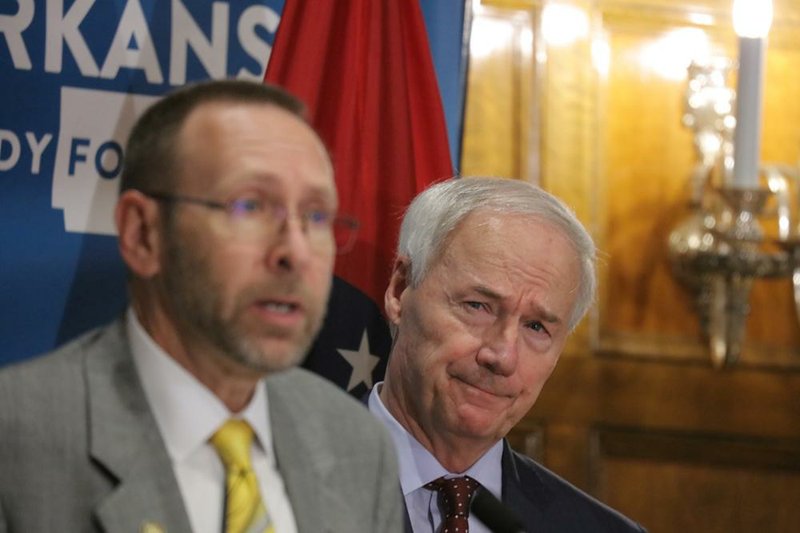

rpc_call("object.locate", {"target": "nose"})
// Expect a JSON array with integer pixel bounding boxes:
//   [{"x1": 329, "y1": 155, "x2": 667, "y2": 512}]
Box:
[
  {"x1": 266, "y1": 213, "x2": 314, "y2": 272},
  {"x1": 475, "y1": 320, "x2": 519, "y2": 376}
]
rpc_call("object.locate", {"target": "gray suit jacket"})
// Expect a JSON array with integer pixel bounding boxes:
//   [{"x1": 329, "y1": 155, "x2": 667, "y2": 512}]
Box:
[{"x1": 0, "y1": 319, "x2": 403, "y2": 533}]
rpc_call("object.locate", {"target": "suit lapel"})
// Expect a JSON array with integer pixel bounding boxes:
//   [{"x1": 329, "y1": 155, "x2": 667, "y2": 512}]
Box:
[
  {"x1": 268, "y1": 369, "x2": 327, "y2": 532},
  {"x1": 501, "y1": 439, "x2": 550, "y2": 528},
  {"x1": 268, "y1": 369, "x2": 358, "y2": 533},
  {"x1": 85, "y1": 320, "x2": 193, "y2": 533}
]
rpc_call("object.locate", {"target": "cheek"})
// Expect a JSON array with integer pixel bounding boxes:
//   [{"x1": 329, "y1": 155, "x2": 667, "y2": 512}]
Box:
[
  {"x1": 212, "y1": 250, "x2": 250, "y2": 282},
  {"x1": 313, "y1": 257, "x2": 335, "y2": 287},
  {"x1": 202, "y1": 246, "x2": 261, "y2": 304},
  {"x1": 302, "y1": 261, "x2": 334, "y2": 305},
  {"x1": 419, "y1": 303, "x2": 483, "y2": 349},
  {"x1": 438, "y1": 337, "x2": 481, "y2": 372},
  {"x1": 182, "y1": 235, "x2": 232, "y2": 291},
  {"x1": 411, "y1": 317, "x2": 471, "y2": 364},
  {"x1": 419, "y1": 336, "x2": 486, "y2": 400},
  {"x1": 400, "y1": 298, "x2": 486, "y2": 374},
  {"x1": 396, "y1": 318, "x2": 449, "y2": 383}
]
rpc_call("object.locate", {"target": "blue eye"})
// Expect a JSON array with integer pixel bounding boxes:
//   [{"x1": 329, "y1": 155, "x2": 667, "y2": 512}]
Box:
[
  {"x1": 305, "y1": 209, "x2": 332, "y2": 226},
  {"x1": 228, "y1": 198, "x2": 263, "y2": 216}
]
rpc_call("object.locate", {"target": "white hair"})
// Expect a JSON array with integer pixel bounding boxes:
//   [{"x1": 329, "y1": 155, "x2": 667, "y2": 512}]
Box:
[{"x1": 397, "y1": 177, "x2": 596, "y2": 331}]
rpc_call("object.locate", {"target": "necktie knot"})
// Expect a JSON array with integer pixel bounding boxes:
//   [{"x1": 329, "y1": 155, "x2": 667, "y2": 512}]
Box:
[
  {"x1": 425, "y1": 476, "x2": 481, "y2": 532},
  {"x1": 211, "y1": 419, "x2": 255, "y2": 472}
]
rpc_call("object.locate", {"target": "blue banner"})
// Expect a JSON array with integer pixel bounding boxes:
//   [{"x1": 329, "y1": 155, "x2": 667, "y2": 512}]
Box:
[
  {"x1": 0, "y1": 0, "x2": 466, "y2": 368},
  {"x1": 0, "y1": 0, "x2": 285, "y2": 364}
]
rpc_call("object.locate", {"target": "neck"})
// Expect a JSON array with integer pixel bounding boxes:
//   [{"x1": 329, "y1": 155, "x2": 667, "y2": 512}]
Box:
[
  {"x1": 380, "y1": 376, "x2": 495, "y2": 474},
  {"x1": 131, "y1": 292, "x2": 260, "y2": 413}
]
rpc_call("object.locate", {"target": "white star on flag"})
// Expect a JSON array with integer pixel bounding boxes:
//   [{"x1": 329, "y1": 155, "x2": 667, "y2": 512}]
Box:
[{"x1": 337, "y1": 329, "x2": 381, "y2": 391}]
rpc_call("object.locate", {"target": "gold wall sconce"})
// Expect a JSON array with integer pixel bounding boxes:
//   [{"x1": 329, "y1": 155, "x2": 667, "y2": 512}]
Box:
[{"x1": 668, "y1": 0, "x2": 800, "y2": 367}]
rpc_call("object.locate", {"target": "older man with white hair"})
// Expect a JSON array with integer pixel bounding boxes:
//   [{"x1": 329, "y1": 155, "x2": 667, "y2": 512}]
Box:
[{"x1": 370, "y1": 177, "x2": 645, "y2": 533}]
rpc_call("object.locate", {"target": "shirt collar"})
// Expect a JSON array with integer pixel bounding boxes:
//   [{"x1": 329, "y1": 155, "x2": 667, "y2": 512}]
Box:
[
  {"x1": 126, "y1": 309, "x2": 274, "y2": 464},
  {"x1": 368, "y1": 382, "x2": 503, "y2": 498}
]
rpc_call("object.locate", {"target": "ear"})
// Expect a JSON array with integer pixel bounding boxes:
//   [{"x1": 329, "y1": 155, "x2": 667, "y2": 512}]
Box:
[
  {"x1": 115, "y1": 190, "x2": 163, "y2": 278},
  {"x1": 384, "y1": 256, "x2": 411, "y2": 325}
]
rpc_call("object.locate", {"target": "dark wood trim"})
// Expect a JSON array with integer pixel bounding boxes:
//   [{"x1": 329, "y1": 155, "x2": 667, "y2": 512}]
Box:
[{"x1": 528, "y1": 355, "x2": 800, "y2": 440}]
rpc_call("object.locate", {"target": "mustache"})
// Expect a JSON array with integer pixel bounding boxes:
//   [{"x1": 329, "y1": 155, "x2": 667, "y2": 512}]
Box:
[
  {"x1": 236, "y1": 277, "x2": 332, "y2": 316},
  {"x1": 240, "y1": 278, "x2": 309, "y2": 300}
]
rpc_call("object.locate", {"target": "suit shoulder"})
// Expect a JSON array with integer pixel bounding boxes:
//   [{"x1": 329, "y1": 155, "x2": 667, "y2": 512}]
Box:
[
  {"x1": 0, "y1": 327, "x2": 114, "y2": 466},
  {"x1": 0, "y1": 327, "x2": 98, "y2": 389},
  {"x1": 507, "y1": 447, "x2": 646, "y2": 532},
  {"x1": 266, "y1": 368, "x2": 383, "y2": 432},
  {"x1": 0, "y1": 324, "x2": 118, "y2": 413},
  {"x1": 267, "y1": 367, "x2": 366, "y2": 409},
  {"x1": 267, "y1": 368, "x2": 358, "y2": 408}
]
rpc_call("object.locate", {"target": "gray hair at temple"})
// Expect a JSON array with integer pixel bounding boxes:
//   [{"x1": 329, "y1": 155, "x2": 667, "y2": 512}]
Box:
[{"x1": 396, "y1": 177, "x2": 597, "y2": 331}]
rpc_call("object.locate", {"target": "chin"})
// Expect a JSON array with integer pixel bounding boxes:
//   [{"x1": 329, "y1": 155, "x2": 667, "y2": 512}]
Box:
[
  {"x1": 455, "y1": 406, "x2": 518, "y2": 438},
  {"x1": 243, "y1": 354, "x2": 303, "y2": 375},
  {"x1": 451, "y1": 416, "x2": 500, "y2": 441},
  {"x1": 230, "y1": 338, "x2": 309, "y2": 375}
]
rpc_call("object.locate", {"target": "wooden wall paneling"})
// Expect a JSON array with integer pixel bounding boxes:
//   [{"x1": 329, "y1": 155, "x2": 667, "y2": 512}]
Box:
[
  {"x1": 595, "y1": 2, "x2": 800, "y2": 365},
  {"x1": 463, "y1": 1, "x2": 800, "y2": 529},
  {"x1": 509, "y1": 356, "x2": 800, "y2": 531},
  {"x1": 529, "y1": 0, "x2": 599, "y2": 355},
  {"x1": 597, "y1": 6, "x2": 723, "y2": 359},
  {"x1": 530, "y1": 357, "x2": 800, "y2": 440},
  {"x1": 461, "y1": 3, "x2": 536, "y2": 180},
  {"x1": 597, "y1": 428, "x2": 800, "y2": 532}
]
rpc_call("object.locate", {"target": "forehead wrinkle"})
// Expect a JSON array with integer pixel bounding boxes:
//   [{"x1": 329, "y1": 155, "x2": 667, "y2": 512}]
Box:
[
  {"x1": 436, "y1": 211, "x2": 576, "y2": 326},
  {"x1": 470, "y1": 282, "x2": 563, "y2": 327},
  {"x1": 466, "y1": 257, "x2": 568, "y2": 328}
]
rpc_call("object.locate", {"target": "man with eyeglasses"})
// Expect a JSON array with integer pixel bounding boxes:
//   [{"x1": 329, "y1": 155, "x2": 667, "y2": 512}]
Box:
[{"x1": 0, "y1": 80, "x2": 403, "y2": 533}]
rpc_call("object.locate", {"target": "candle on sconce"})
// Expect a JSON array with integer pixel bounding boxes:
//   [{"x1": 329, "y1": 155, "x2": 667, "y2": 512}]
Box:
[{"x1": 732, "y1": 0, "x2": 773, "y2": 189}]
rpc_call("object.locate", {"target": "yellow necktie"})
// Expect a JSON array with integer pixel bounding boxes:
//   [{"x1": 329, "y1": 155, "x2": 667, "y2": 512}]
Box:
[{"x1": 211, "y1": 420, "x2": 275, "y2": 533}]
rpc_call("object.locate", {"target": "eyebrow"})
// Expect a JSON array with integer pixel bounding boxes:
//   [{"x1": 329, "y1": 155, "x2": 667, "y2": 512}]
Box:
[{"x1": 473, "y1": 285, "x2": 562, "y2": 325}]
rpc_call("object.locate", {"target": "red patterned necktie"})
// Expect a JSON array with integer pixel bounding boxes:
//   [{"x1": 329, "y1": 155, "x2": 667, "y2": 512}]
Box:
[{"x1": 425, "y1": 476, "x2": 481, "y2": 533}]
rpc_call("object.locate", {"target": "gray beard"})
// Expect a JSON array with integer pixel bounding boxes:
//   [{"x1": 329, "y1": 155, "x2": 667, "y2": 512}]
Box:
[{"x1": 160, "y1": 230, "x2": 326, "y2": 375}]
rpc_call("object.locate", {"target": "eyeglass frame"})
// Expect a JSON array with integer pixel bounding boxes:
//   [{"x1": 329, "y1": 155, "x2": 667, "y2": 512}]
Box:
[{"x1": 137, "y1": 190, "x2": 360, "y2": 254}]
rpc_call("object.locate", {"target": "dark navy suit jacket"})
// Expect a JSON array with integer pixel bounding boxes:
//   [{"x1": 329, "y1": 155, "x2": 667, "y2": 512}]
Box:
[
  {"x1": 363, "y1": 391, "x2": 645, "y2": 532},
  {"x1": 496, "y1": 440, "x2": 646, "y2": 532},
  {"x1": 399, "y1": 440, "x2": 646, "y2": 532}
]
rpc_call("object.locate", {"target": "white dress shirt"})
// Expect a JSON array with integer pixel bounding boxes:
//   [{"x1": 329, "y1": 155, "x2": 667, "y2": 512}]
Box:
[
  {"x1": 369, "y1": 383, "x2": 503, "y2": 533},
  {"x1": 127, "y1": 310, "x2": 298, "y2": 533}
]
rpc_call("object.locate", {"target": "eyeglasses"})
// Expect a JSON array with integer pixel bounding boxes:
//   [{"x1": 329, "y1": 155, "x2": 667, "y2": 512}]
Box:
[{"x1": 140, "y1": 190, "x2": 359, "y2": 254}]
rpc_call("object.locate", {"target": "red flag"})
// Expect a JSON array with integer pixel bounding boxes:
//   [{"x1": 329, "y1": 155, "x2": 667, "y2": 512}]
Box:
[
  {"x1": 264, "y1": 0, "x2": 454, "y2": 394},
  {"x1": 264, "y1": 0, "x2": 453, "y2": 308}
]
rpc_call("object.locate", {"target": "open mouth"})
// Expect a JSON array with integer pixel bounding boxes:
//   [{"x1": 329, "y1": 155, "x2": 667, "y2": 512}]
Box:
[
  {"x1": 252, "y1": 298, "x2": 305, "y2": 329},
  {"x1": 261, "y1": 301, "x2": 299, "y2": 313}
]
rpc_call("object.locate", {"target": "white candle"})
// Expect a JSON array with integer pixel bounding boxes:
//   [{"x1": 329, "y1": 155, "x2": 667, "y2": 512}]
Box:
[{"x1": 732, "y1": 0, "x2": 773, "y2": 189}]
